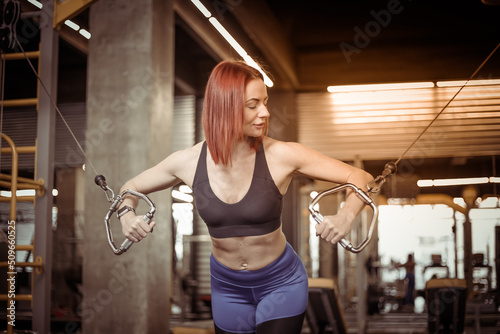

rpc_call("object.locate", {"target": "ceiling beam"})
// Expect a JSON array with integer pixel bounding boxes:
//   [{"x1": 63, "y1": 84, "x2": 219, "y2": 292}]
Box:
[
  {"x1": 21, "y1": 1, "x2": 89, "y2": 55},
  {"x1": 53, "y1": 0, "x2": 99, "y2": 29},
  {"x1": 59, "y1": 26, "x2": 88, "y2": 54},
  {"x1": 174, "y1": 0, "x2": 234, "y2": 62},
  {"x1": 225, "y1": 0, "x2": 299, "y2": 90}
]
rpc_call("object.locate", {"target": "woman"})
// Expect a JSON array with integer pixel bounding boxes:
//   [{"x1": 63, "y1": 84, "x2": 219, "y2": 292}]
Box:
[{"x1": 118, "y1": 60, "x2": 373, "y2": 334}]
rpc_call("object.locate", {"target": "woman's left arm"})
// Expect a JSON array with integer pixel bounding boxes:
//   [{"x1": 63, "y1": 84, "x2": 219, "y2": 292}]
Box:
[{"x1": 285, "y1": 142, "x2": 374, "y2": 244}]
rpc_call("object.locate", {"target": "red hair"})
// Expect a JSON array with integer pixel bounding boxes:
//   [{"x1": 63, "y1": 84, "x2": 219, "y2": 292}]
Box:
[{"x1": 202, "y1": 60, "x2": 266, "y2": 166}]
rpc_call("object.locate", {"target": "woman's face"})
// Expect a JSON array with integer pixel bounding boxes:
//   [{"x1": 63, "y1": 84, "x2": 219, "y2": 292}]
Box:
[{"x1": 243, "y1": 78, "x2": 269, "y2": 138}]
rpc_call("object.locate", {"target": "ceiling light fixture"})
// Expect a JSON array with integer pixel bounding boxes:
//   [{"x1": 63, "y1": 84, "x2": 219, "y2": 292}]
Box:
[
  {"x1": 28, "y1": 0, "x2": 42, "y2": 9},
  {"x1": 327, "y1": 81, "x2": 434, "y2": 93},
  {"x1": 64, "y1": 19, "x2": 91, "y2": 39},
  {"x1": 191, "y1": 0, "x2": 273, "y2": 87},
  {"x1": 436, "y1": 78, "x2": 500, "y2": 87},
  {"x1": 79, "y1": 28, "x2": 91, "y2": 39},
  {"x1": 64, "y1": 20, "x2": 80, "y2": 31},
  {"x1": 417, "y1": 177, "x2": 497, "y2": 187},
  {"x1": 190, "y1": 0, "x2": 211, "y2": 18}
]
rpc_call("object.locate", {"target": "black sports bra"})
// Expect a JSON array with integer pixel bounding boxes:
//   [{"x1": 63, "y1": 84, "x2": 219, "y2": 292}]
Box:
[{"x1": 192, "y1": 142, "x2": 283, "y2": 238}]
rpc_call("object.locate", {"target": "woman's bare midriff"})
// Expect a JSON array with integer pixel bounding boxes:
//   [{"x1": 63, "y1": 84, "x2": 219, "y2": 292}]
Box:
[{"x1": 211, "y1": 228, "x2": 287, "y2": 271}]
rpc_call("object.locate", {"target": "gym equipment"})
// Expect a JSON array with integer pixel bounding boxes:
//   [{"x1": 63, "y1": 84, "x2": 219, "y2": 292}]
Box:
[
  {"x1": 309, "y1": 162, "x2": 396, "y2": 253},
  {"x1": 0, "y1": 0, "x2": 21, "y2": 51},
  {"x1": 306, "y1": 278, "x2": 347, "y2": 334},
  {"x1": 309, "y1": 183, "x2": 379, "y2": 253},
  {"x1": 425, "y1": 278, "x2": 467, "y2": 334},
  {"x1": 95, "y1": 175, "x2": 156, "y2": 255}
]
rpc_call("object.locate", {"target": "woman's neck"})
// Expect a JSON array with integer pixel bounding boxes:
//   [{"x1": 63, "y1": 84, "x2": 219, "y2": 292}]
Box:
[{"x1": 230, "y1": 139, "x2": 254, "y2": 160}]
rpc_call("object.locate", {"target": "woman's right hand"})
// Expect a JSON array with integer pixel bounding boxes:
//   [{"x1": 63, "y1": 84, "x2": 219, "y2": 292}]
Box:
[{"x1": 120, "y1": 213, "x2": 156, "y2": 243}]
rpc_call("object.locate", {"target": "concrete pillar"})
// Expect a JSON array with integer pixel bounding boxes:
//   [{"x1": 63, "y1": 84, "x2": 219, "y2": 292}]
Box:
[
  {"x1": 84, "y1": 0, "x2": 174, "y2": 333},
  {"x1": 462, "y1": 185, "x2": 478, "y2": 295},
  {"x1": 33, "y1": 0, "x2": 58, "y2": 331}
]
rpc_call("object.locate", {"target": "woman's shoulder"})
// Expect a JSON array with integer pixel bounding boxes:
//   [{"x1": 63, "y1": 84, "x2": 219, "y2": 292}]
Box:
[
  {"x1": 262, "y1": 137, "x2": 312, "y2": 171},
  {"x1": 161, "y1": 142, "x2": 205, "y2": 174},
  {"x1": 164, "y1": 142, "x2": 205, "y2": 187},
  {"x1": 261, "y1": 137, "x2": 311, "y2": 185},
  {"x1": 170, "y1": 141, "x2": 204, "y2": 160},
  {"x1": 263, "y1": 137, "x2": 308, "y2": 157}
]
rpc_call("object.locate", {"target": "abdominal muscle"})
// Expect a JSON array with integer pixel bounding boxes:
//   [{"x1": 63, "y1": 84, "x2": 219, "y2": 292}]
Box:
[{"x1": 211, "y1": 228, "x2": 287, "y2": 271}]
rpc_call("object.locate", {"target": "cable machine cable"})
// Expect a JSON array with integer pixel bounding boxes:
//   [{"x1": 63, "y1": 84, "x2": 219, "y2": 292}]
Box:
[{"x1": 14, "y1": 40, "x2": 99, "y2": 176}]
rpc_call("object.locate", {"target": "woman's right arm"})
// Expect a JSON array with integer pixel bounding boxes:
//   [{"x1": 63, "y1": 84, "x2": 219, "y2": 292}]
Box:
[{"x1": 118, "y1": 145, "x2": 200, "y2": 242}]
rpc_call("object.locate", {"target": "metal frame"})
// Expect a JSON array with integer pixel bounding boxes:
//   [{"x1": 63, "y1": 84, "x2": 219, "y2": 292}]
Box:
[
  {"x1": 33, "y1": 0, "x2": 59, "y2": 332},
  {"x1": 0, "y1": 134, "x2": 44, "y2": 334}
]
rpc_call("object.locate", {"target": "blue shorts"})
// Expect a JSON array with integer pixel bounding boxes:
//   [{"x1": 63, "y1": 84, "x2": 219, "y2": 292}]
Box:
[{"x1": 210, "y1": 243, "x2": 308, "y2": 333}]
